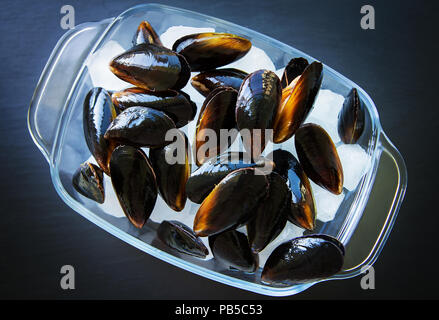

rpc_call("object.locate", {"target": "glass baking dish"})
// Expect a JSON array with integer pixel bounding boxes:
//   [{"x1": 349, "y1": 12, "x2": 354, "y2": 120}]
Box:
[{"x1": 27, "y1": 3, "x2": 407, "y2": 296}]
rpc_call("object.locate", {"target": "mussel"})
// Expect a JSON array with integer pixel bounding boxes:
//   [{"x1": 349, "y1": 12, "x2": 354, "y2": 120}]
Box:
[
  {"x1": 271, "y1": 149, "x2": 316, "y2": 230},
  {"x1": 191, "y1": 68, "x2": 248, "y2": 97},
  {"x1": 194, "y1": 87, "x2": 238, "y2": 166},
  {"x1": 193, "y1": 168, "x2": 269, "y2": 237},
  {"x1": 157, "y1": 220, "x2": 208, "y2": 258},
  {"x1": 109, "y1": 145, "x2": 158, "y2": 228},
  {"x1": 186, "y1": 152, "x2": 273, "y2": 204},
  {"x1": 109, "y1": 43, "x2": 190, "y2": 91},
  {"x1": 72, "y1": 162, "x2": 105, "y2": 204},
  {"x1": 236, "y1": 69, "x2": 282, "y2": 158},
  {"x1": 209, "y1": 229, "x2": 257, "y2": 272},
  {"x1": 273, "y1": 62, "x2": 323, "y2": 143},
  {"x1": 295, "y1": 123, "x2": 343, "y2": 195},
  {"x1": 111, "y1": 87, "x2": 196, "y2": 128},
  {"x1": 261, "y1": 234, "x2": 345, "y2": 285},
  {"x1": 149, "y1": 130, "x2": 190, "y2": 211},
  {"x1": 104, "y1": 107, "x2": 176, "y2": 148},
  {"x1": 133, "y1": 20, "x2": 163, "y2": 46},
  {"x1": 280, "y1": 57, "x2": 309, "y2": 88},
  {"x1": 338, "y1": 88, "x2": 365, "y2": 144},
  {"x1": 247, "y1": 172, "x2": 289, "y2": 253},
  {"x1": 83, "y1": 87, "x2": 118, "y2": 174},
  {"x1": 172, "y1": 32, "x2": 252, "y2": 71}
]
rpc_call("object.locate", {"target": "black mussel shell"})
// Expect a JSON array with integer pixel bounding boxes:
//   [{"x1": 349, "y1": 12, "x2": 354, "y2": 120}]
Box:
[
  {"x1": 209, "y1": 229, "x2": 257, "y2": 272},
  {"x1": 236, "y1": 70, "x2": 282, "y2": 158},
  {"x1": 194, "y1": 87, "x2": 238, "y2": 166},
  {"x1": 157, "y1": 220, "x2": 208, "y2": 258},
  {"x1": 281, "y1": 57, "x2": 309, "y2": 88},
  {"x1": 109, "y1": 43, "x2": 190, "y2": 91},
  {"x1": 133, "y1": 20, "x2": 162, "y2": 46},
  {"x1": 111, "y1": 87, "x2": 196, "y2": 128},
  {"x1": 247, "y1": 172, "x2": 289, "y2": 253},
  {"x1": 109, "y1": 145, "x2": 157, "y2": 228},
  {"x1": 271, "y1": 149, "x2": 316, "y2": 230},
  {"x1": 104, "y1": 106, "x2": 176, "y2": 148},
  {"x1": 186, "y1": 151, "x2": 273, "y2": 204},
  {"x1": 191, "y1": 68, "x2": 248, "y2": 97},
  {"x1": 172, "y1": 32, "x2": 252, "y2": 71},
  {"x1": 305, "y1": 234, "x2": 345, "y2": 256},
  {"x1": 149, "y1": 130, "x2": 190, "y2": 211},
  {"x1": 72, "y1": 162, "x2": 105, "y2": 204},
  {"x1": 295, "y1": 124, "x2": 344, "y2": 195},
  {"x1": 261, "y1": 234, "x2": 345, "y2": 285},
  {"x1": 83, "y1": 87, "x2": 118, "y2": 174},
  {"x1": 273, "y1": 62, "x2": 323, "y2": 143},
  {"x1": 338, "y1": 88, "x2": 365, "y2": 144},
  {"x1": 193, "y1": 168, "x2": 269, "y2": 237}
]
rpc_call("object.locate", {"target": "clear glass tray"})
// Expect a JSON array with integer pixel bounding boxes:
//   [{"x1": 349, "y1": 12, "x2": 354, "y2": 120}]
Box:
[{"x1": 27, "y1": 3, "x2": 407, "y2": 296}]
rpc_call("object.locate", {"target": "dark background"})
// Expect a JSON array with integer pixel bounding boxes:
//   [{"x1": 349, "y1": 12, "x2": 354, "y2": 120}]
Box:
[{"x1": 0, "y1": 0, "x2": 438, "y2": 299}]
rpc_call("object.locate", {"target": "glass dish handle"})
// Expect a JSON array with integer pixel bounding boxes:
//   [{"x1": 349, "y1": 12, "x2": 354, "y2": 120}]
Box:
[
  {"x1": 331, "y1": 132, "x2": 408, "y2": 280},
  {"x1": 27, "y1": 19, "x2": 112, "y2": 162}
]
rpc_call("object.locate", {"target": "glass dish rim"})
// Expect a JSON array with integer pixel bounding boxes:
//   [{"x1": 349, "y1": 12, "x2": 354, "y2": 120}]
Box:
[{"x1": 28, "y1": 3, "x2": 401, "y2": 296}]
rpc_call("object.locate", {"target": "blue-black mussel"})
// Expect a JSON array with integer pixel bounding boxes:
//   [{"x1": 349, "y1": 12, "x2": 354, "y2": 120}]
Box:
[
  {"x1": 262, "y1": 234, "x2": 345, "y2": 285},
  {"x1": 157, "y1": 220, "x2": 208, "y2": 258}
]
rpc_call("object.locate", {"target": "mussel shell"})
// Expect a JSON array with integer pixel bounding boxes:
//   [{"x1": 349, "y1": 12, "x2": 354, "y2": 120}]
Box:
[
  {"x1": 191, "y1": 68, "x2": 248, "y2": 97},
  {"x1": 280, "y1": 57, "x2": 309, "y2": 88},
  {"x1": 305, "y1": 234, "x2": 345, "y2": 256},
  {"x1": 186, "y1": 152, "x2": 273, "y2": 204},
  {"x1": 338, "y1": 88, "x2": 365, "y2": 144},
  {"x1": 104, "y1": 107, "x2": 176, "y2": 148},
  {"x1": 149, "y1": 131, "x2": 190, "y2": 211},
  {"x1": 295, "y1": 123, "x2": 344, "y2": 195},
  {"x1": 273, "y1": 62, "x2": 323, "y2": 143},
  {"x1": 261, "y1": 234, "x2": 345, "y2": 285},
  {"x1": 133, "y1": 20, "x2": 162, "y2": 46},
  {"x1": 109, "y1": 43, "x2": 190, "y2": 91},
  {"x1": 109, "y1": 145, "x2": 157, "y2": 228},
  {"x1": 172, "y1": 32, "x2": 252, "y2": 71},
  {"x1": 193, "y1": 168, "x2": 269, "y2": 237},
  {"x1": 72, "y1": 162, "x2": 105, "y2": 204},
  {"x1": 209, "y1": 229, "x2": 257, "y2": 272},
  {"x1": 83, "y1": 87, "x2": 118, "y2": 174},
  {"x1": 194, "y1": 87, "x2": 238, "y2": 166},
  {"x1": 247, "y1": 172, "x2": 289, "y2": 253},
  {"x1": 236, "y1": 70, "x2": 282, "y2": 158},
  {"x1": 271, "y1": 149, "x2": 316, "y2": 230},
  {"x1": 157, "y1": 220, "x2": 208, "y2": 258},
  {"x1": 111, "y1": 87, "x2": 196, "y2": 128}
]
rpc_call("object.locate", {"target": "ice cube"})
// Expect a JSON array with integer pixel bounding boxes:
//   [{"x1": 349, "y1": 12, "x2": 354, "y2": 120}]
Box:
[
  {"x1": 305, "y1": 89, "x2": 345, "y2": 143},
  {"x1": 225, "y1": 46, "x2": 276, "y2": 73},
  {"x1": 160, "y1": 26, "x2": 215, "y2": 49},
  {"x1": 100, "y1": 174, "x2": 126, "y2": 218},
  {"x1": 274, "y1": 67, "x2": 285, "y2": 80},
  {"x1": 86, "y1": 40, "x2": 131, "y2": 91},
  {"x1": 311, "y1": 181, "x2": 344, "y2": 223},
  {"x1": 180, "y1": 72, "x2": 206, "y2": 106},
  {"x1": 149, "y1": 195, "x2": 195, "y2": 226},
  {"x1": 337, "y1": 144, "x2": 371, "y2": 191},
  {"x1": 277, "y1": 136, "x2": 298, "y2": 159},
  {"x1": 236, "y1": 226, "x2": 248, "y2": 235},
  {"x1": 258, "y1": 221, "x2": 304, "y2": 267},
  {"x1": 84, "y1": 155, "x2": 125, "y2": 218}
]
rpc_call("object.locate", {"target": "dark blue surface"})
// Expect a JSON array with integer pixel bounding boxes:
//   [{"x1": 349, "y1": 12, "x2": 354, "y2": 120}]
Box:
[{"x1": 0, "y1": 0, "x2": 437, "y2": 299}]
